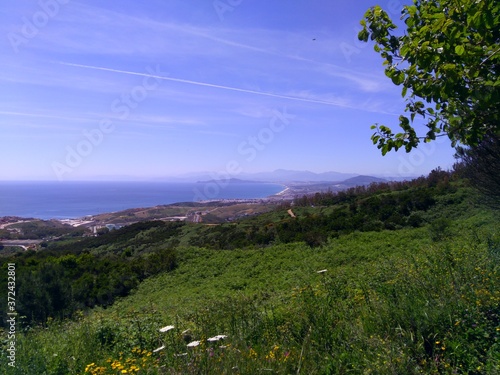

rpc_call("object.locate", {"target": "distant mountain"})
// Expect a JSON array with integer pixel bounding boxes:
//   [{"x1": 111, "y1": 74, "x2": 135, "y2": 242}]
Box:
[
  {"x1": 155, "y1": 172, "x2": 225, "y2": 183},
  {"x1": 72, "y1": 170, "x2": 405, "y2": 183},
  {"x1": 196, "y1": 178, "x2": 263, "y2": 184},
  {"x1": 283, "y1": 175, "x2": 388, "y2": 196},
  {"x1": 164, "y1": 169, "x2": 359, "y2": 183},
  {"x1": 340, "y1": 175, "x2": 387, "y2": 186},
  {"x1": 239, "y1": 169, "x2": 359, "y2": 182}
]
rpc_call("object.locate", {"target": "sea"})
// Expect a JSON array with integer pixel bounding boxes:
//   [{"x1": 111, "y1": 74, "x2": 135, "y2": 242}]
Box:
[{"x1": 0, "y1": 181, "x2": 285, "y2": 220}]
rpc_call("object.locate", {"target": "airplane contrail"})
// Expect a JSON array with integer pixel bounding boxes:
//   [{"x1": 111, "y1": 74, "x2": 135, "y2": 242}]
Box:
[{"x1": 58, "y1": 62, "x2": 354, "y2": 109}]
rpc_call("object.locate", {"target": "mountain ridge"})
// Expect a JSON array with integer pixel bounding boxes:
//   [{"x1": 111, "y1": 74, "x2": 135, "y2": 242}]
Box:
[{"x1": 168, "y1": 169, "x2": 359, "y2": 183}]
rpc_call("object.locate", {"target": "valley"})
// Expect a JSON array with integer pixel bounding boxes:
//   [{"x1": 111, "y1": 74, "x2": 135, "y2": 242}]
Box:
[{"x1": 0, "y1": 170, "x2": 498, "y2": 374}]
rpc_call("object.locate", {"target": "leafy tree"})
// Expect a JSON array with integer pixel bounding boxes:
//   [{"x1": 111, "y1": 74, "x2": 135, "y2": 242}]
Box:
[
  {"x1": 358, "y1": 0, "x2": 500, "y2": 155},
  {"x1": 455, "y1": 134, "x2": 500, "y2": 207}
]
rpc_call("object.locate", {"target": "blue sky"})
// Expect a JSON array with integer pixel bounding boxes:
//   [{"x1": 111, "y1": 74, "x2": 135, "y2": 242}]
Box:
[{"x1": 0, "y1": 0, "x2": 456, "y2": 181}]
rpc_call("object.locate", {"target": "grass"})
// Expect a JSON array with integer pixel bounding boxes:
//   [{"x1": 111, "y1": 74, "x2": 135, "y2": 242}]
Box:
[{"x1": 2, "y1": 207, "x2": 498, "y2": 374}]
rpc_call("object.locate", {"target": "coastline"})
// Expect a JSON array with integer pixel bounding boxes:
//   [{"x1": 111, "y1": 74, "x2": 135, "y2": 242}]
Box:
[
  {"x1": 274, "y1": 186, "x2": 290, "y2": 196},
  {"x1": 0, "y1": 181, "x2": 285, "y2": 221}
]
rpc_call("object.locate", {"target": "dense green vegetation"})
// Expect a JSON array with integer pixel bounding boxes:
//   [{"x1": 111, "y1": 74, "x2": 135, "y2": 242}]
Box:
[
  {"x1": 188, "y1": 168, "x2": 460, "y2": 249},
  {"x1": 0, "y1": 171, "x2": 498, "y2": 374},
  {"x1": 0, "y1": 220, "x2": 84, "y2": 240},
  {"x1": 0, "y1": 221, "x2": 181, "y2": 326}
]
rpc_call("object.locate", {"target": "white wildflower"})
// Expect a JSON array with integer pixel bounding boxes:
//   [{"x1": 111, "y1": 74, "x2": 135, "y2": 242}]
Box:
[
  {"x1": 207, "y1": 335, "x2": 227, "y2": 342},
  {"x1": 159, "y1": 325, "x2": 175, "y2": 333},
  {"x1": 153, "y1": 345, "x2": 165, "y2": 353}
]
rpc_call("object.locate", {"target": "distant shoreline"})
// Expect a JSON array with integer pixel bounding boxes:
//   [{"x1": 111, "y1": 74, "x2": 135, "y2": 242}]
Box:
[
  {"x1": 274, "y1": 186, "x2": 290, "y2": 196},
  {"x1": 0, "y1": 181, "x2": 286, "y2": 221}
]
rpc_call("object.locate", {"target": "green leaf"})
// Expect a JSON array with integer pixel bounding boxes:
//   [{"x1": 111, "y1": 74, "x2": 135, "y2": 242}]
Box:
[
  {"x1": 430, "y1": 13, "x2": 445, "y2": 19},
  {"x1": 455, "y1": 45, "x2": 465, "y2": 55},
  {"x1": 391, "y1": 71, "x2": 405, "y2": 85},
  {"x1": 402, "y1": 86, "x2": 408, "y2": 97},
  {"x1": 381, "y1": 144, "x2": 389, "y2": 155},
  {"x1": 358, "y1": 29, "x2": 369, "y2": 42},
  {"x1": 441, "y1": 63, "x2": 456, "y2": 71},
  {"x1": 400, "y1": 44, "x2": 409, "y2": 57}
]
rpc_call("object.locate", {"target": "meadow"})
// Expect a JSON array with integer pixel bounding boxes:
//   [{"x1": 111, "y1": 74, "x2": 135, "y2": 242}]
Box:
[{"x1": 1, "y1": 172, "x2": 499, "y2": 374}]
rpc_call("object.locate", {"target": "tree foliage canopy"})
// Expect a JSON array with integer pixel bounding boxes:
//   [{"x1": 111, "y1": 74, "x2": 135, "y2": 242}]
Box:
[
  {"x1": 359, "y1": 0, "x2": 500, "y2": 155},
  {"x1": 455, "y1": 135, "x2": 500, "y2": 207}
]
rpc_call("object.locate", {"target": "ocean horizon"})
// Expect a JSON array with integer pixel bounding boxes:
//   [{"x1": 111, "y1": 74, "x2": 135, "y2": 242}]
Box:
[{"x1": 0, "y1": 181, "x2": 285, "y2": 220}]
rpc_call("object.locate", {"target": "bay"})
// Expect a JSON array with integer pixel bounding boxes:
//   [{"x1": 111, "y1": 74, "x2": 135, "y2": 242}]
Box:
[{"x1": 0, "y1": 181, "x2": 284, "y2": 220}]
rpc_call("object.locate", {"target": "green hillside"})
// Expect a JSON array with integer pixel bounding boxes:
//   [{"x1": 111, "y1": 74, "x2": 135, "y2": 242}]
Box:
[{"x1": 1, "y1": 171, "x2": 499, "y2": 374}]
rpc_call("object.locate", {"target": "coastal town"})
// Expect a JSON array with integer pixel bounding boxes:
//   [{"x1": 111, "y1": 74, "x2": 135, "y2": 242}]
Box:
[
  {"x1": 0, "y1": 199, "x2": 285, "y2": 252},
  {"x1": 0, "y1": 176, "x2": 386, "y2": 252}
]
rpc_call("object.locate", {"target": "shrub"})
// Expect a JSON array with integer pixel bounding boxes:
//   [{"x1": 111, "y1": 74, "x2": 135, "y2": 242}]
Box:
[{"x1": 428, "y1": 218, "x2": 452, "y2": 241}]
